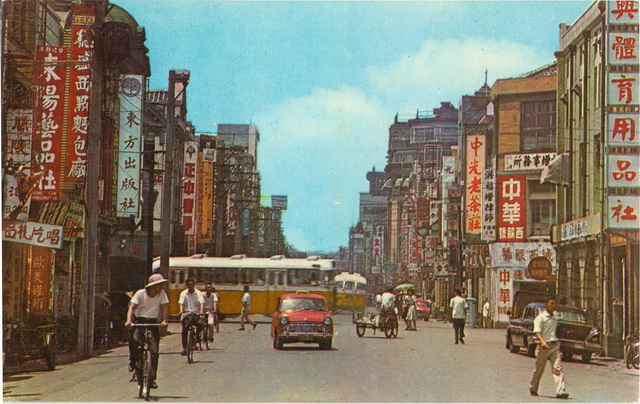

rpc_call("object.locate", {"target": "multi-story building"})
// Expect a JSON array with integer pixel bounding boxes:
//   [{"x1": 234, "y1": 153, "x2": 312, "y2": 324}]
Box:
[{"x1": 553, "y1": 1, "x2": 639, "y2": 357}]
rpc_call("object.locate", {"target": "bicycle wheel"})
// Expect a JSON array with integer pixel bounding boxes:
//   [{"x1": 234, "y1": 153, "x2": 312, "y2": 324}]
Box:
[
  {"x1": 187, "y1": 328, "x2": 195, "y2": 364},
  {"x1": 202, "y1": 326, "x2": 210, "y2": 350},
  {"x1": 384, "y1": 317, "x2": 394, "y2": 338},
  {"x1": 214, "y1": 314, "x2": 219, "y2": 333},
  {"x1": 56, "y1": 327, "x2": 75, "y2": 354},
  {"x1": 391, "y1": 317, "x2": 399, "y2": 338},
  {"x1": 356, "y1": 323, "x2": 366, "y2": 337},
  {"x1": 143, "y1": 349, "x2": 151, "y2": 400}
]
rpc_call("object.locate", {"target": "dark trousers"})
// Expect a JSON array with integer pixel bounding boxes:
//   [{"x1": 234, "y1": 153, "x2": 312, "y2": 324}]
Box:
[
  {"x1": 453, "y1": 318, "x2": 466, "y2": 342},
  {"x1": 128, "y1": 317, "x2": 160, "y2": 381},
  {"x1": 181, "y1": 313, "x2": 201, "y2": 349}
]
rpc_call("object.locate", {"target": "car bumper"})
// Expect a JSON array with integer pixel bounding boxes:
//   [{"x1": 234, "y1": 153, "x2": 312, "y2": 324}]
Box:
[
  {"x1": 560, "y1": 339, "x2": 602, "y2": 354},
  {"x1": 279, "y1": 331, "x2": 333, "y2": 343}
]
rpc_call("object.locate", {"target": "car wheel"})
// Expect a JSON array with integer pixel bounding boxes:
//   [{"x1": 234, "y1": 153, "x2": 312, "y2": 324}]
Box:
[
  {"x1": 508, "y1": 334, "x2": 520, "y2": 353},
  {"x1": 319, "y1": 339, "x2": 332, "y2": 350},
  {"x1": 273, "y1": 333, "x2": 283, "y2": 350},
  {"x1": 581, "y1": 352, "x2": 591, "y2": 363}
]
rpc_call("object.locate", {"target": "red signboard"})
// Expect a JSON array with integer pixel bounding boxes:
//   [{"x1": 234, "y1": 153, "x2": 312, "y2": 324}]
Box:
[
  {"x1": 26, "y1": 245, "x2": 53, "y2": 316},
  {"x1": 65, "y1": 7, "x2": 95, "y2": 182},
  {"x1": 32, "y1": 46, "x2": 67, "y2": 201},
  {"x1": 497, "y1": 175, "x2": 526, "y2": 241}
]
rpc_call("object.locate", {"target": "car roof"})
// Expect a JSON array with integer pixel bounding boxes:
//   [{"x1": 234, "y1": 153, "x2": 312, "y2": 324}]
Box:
[{"x1": 280, "y1": 293, "x2": 326, "y2": 300}]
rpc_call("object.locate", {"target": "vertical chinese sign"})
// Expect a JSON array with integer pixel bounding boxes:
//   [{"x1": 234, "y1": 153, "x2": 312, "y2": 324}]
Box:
[
  {"x1": 26, "y1": 246, "x2": 53, "y2": 316},
  {"x1": 116, "y1": 75, "x2": 144, "y2": 217},
  {"x1": 372, "y1": 226, "x2": 384, "y2": 275},
  {"x1": 195, "y1": 135, "x2": 215, "y2": 247},
  {"x1": 32, "y1": 46, "x2": 67, "y2": 202},
  {"x1": 606, "y1": 1, "x2": 640, "y2": 231},
  {"x1": 4, "y1": 109, "x2": 33, "y2": 220},
  {"x1": 183, "y1": 140, "x2": 198, "y2": 255},
  {"x1": 465, "y1": 135, "x2": 485, "y2": 234},
  {"x1": 482, "y1": 167, "x2": 496, "y2": 241},
  {"x1": 65, "y1": 6, "x2": 95, "y2": 183},
  {"x1": 497, "y1": 175, "x2": 526, "y2": 241}
]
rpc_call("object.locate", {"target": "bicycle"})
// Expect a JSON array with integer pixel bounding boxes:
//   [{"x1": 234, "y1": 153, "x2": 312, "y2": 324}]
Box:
[
  {"x1": 3, "y1": 322, "x2": 57, "y2": 371},
  {"x1": 625, "y1": 334, "x2": 639, "y2": 370},
  {"x1": 54, "y1": 316, "x2": 76, "y2": 354},
  {"x1": 199, "y1": 313, "x2": 212, "y2": 351},
  {"x1": 185, "y1": 315, "x2": 203, "y2": 364},
  {"x1": 130, "y1": 323, "x2": 161, "y2": 401}
]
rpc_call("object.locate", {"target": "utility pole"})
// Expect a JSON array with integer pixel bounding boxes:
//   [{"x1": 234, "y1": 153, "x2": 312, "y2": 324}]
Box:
[
  {"x1": 146, "y1": 150, "x2": 155, "y2": 278},
  {"x1": 78, "y1": 0, "x2": 106, "y2": 358},
  {"x1": 159, "y1": 70, "x2": 176, "y2": 278}
]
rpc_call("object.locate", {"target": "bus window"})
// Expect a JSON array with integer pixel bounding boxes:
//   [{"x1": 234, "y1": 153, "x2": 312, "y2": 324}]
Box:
[
  {"x1": 357, "y1": 283, "x2": 367, "y2": 291},
  {"x1": 179, "y1": 270, "x2": 185, "y2": 284},
  {"x1": 196, "y1": 268, "x2": 203, "y2": 283},
  {"x1": 170, "y1": 270, "x2": 176, "y2": 284},
  {"x1": 344, "y1": 281, "x2": 355, "y2": 291},
  {"x1": 214, "y1": 268, "x2": 238, "y2": 284},
  {"x1": 205, "y1": 270, "x2": 212, "y2": 284},
  {"x1": 188, "y1": 269, "x2": 194, "y2": 281},
  {"x1": 278, "y1": 272, "x2": 284, "y2": 286},
  {"x1": 336, "y1": 281, "x2": 344, "y2": 289},
  {"x1": 240, "y1": 268, "x2": 266, "y2": 285}
]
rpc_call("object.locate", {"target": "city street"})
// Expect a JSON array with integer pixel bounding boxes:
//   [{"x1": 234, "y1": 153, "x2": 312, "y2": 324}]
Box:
[{"x1": 3, "y1": 314, "x2": 638, "y2": 402}]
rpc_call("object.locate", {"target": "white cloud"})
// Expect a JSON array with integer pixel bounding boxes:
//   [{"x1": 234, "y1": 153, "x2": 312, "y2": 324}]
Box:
[{"x1": 367, "y1": 38, "x2": 551, "y2": 112}]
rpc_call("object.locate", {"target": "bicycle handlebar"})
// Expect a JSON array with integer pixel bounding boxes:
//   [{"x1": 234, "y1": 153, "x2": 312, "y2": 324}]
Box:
[{"x1": 130, "y1": 323, "x2": 163, "y2": 327}]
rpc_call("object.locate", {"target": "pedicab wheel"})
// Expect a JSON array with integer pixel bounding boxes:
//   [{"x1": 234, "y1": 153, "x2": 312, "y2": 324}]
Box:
[
  {"x1": 356, "y1": 324, "x2": 366, "y2": 337},
  {"x1": 384, "y1": 317, "x2": 395, "y2": 338}
]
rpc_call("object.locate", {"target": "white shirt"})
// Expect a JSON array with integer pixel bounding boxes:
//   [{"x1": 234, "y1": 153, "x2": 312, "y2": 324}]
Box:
[
  {"x1": 202, "y1": 291, "x2": 219, "y2": 311},
  {"x1": 450, "y1": 295, "x2": 468, "y2": 319},
  {"x1": 241, "y1": 292, "x2": 251, "y2": 307},
  {"x1": 130, "y1": 289, "x2": 169, "y2": 319},
  {"x1": 533, "y1": 309, "x2": 558, "y2": 343},
  {"x1": 483, "y1": 301, "x2": 490, "y2": 317},
  {"x1": 381, "y1": 292, "x2": 395, "y2": 309},
  {"x1": 179, "y1": 288, "x2": 204, "y2": 315}
]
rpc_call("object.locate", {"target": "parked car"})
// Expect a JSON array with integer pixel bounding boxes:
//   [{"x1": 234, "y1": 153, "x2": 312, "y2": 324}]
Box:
[
  {"x1": 506, "y1": 293, "x2": 601, "y2": 363},
  {"x1": 415, "y1": 298, "x2": 432, "y2": 321},
  {"x1": 271, "y1": 291, "x2": 333, "y2": 350}
]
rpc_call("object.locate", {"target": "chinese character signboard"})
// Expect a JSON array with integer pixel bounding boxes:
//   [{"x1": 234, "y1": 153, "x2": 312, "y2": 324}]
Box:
[
  {"x1": 272, "y1": 195, "x2": 288, "y2": 210},
  {"x1": 116, "y1": 75, "x2": 144, "y2": 217},
  {"x1": 195, "y1": 135, "x2": 214, "y2": 243},
  {"x1": 65, "y1": 7, "x2": 95, "y2": 183},
  {"x1": 482, "y1": 168, "x2": 496, "y2": 241},
  {"x1": 504, "y1": 153, "x2": 556, "y2": 171},
  {"x1": 3, "y1": 220, "x2": 63, "y2": 249},
  {"x1": 32, "y1": 46, "x2": 67, "y2": 202},
  {"x1": 497, "y1": 175, "x2": 526, "y2": 241},
  {"x1": 465, "y1": 135, "x2": 485, "y2": 234},
  {"x1": 6, "y1": 109, "x2": 33, "y2": 169},
  {"x1": 26, "y1": 246, "x2": 53, "y2": 316},
  {"x1": 442, "y1": 156, "x2": 455, "y2": 183},
  {"x1": 372, "y1": 227, "x2": 384, "y2": 275},
  {"x1": 606, "y1": 1, "x2": 640, "y2": 231},
  {"x1": 182, "y1": 141, "x2": 197, "y2": 237}
]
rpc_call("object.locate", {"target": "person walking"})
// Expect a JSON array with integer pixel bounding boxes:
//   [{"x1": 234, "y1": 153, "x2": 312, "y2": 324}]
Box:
[
  {"x1": 529, "y1": 296, "x2": 569, "y2": 399},
  {"x1": 239, "y1": 285, "x2": 256, "y2": 330},
  {"x1": 450, "y1": 288, "x2": 468, "y2": 344},
  {"x1": 482, "y1": 297, "x2": 491, "y2": 328},
  {"x1": 125, "y1": 273, "x2": 169, "y2": 389},
  {"x1": 404, "y1": 288, "x2": 417, "y2": 331},
  {"x1": 179, "y1": 278, "x2": 204, "y2": 355}
]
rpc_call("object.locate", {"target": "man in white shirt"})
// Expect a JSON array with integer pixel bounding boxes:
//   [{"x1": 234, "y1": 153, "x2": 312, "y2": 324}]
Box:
[
  {"x1": 529, "y1": 296, "x2": 569, "y2": 399},
  {"x1": 482, "y1": 297, "x2": 491, "y2": 328},
  {"x1": 202, "y1": 283, "x2": 219, "y2": 341},
  {"x1": 179, "y1": 278, "x2": 204, "y2": 355},
  {"x1": 239, "y1": 285, "x2": 256, "y2": 330},
  {"x1": 125, "y1": 273, "x2": 169, "y2": 388},
  {"x1": 450, "y1": 287, "x2": 468, "y2": 344}
]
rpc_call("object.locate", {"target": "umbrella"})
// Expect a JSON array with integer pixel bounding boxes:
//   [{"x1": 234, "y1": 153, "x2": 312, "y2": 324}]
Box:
[{"x1": 394, "y1": 283, "x2": 415, "y2": 292}]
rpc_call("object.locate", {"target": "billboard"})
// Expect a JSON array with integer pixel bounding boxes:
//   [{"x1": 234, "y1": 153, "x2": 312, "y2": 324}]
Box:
[
  {"x1": 497, "y1": 175, "x2": 526, "y2": 241},
  {"x1": 465, "y1": 135, "x2": 485, "y2": 234}
]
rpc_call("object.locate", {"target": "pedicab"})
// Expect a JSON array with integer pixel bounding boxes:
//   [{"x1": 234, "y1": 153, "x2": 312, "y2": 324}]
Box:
[{"x1": 352, "y1": 308, "x2": 399, "y2": 338}]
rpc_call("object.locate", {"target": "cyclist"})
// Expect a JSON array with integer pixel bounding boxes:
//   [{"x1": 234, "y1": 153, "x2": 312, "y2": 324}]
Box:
[
  {"x1": 202, "y1": 283, "x2": 218, "y2": 341},
  {"x1": 379, "y1": 287, "x2": 395, "y2": 326},
  {"x1": 179, "y1": 277, "x2": 204, "y2": 355},
  {"x1": 125, "y1": 273, "x2": 169, "y2": 389}
]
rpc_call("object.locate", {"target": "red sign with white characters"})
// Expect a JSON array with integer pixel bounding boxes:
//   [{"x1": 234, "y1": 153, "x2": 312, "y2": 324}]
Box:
[
  {"x1": 32, "y1": 46, "x2": 67, "y2": 201},
  {"x1": 497, "y1": 175, "x2": 526, "y2": 241}
]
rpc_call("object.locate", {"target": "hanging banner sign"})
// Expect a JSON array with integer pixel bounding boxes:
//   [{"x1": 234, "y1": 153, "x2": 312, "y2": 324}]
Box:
[
  {"x1": 26, "y1": 246, "x2": 53, "y2": 316},
  {"x1": 196, "y1": 135, "x2": 215, "y2": 243},
  {"x1": 465, "y1": 135, "x2": 485, "y2": 234},
  {"x1": 116, "y1": 74, "x2": 144, "y2": 217},
  {"x1": 497, "y1": 175, "x2": 526, "y2": 241},
  {"x1": 442, "y1": 156, "x2": 455, "y2": 183},
  {"x1": 182, "y1": 141, "x2": 198, "y2": 236},
  {"x1": 32, "y1": 46, "x2": 67, "y2": 202},
  {"x1": 482, "y1": 168, "x2": 496, "y2": 241},
  {"x1": 64, "y1": 7, "x2": 95, "y2": 183}
]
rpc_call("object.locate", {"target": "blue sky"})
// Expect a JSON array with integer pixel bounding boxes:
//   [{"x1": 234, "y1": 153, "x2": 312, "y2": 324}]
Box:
[{"x1": 114, "y1": 0, "x2": 591, "y2": 253}]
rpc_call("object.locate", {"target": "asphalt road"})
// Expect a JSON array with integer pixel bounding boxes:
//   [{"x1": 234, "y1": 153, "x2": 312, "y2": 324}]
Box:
[{"x1": 3, "y1": 314, "x2": 639, "y2": 402}]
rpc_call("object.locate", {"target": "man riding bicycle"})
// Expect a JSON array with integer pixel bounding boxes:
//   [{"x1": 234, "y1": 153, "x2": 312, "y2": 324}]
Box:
[
  {"x1": 202, "y1": 283, "x2": 219, "y2": 341},
  {"x1": 179, "y1": 278, "x2": 204, "y2": 355},
  {"x1": 125, "y1": 273, "x2": 169, "y2": 389},
  {"x1": 378, "y1": 287, "x2": 396, "y2": 325}
]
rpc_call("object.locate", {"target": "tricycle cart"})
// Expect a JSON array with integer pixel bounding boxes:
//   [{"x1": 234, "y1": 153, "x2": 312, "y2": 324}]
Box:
[
  {"x1": 353, "y1": 310, "x2": 399, "y2": 338},
  {"x1": 3, "y1": 323, "x2": 57, "y2": 371}
]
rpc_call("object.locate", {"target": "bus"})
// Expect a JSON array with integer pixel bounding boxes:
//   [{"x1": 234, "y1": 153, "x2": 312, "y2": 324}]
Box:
[
  {"x1": 333, "y1": 272, "x2": 367, "y2": 311},
  {"x1": 152, "y1": 255, "x2": 337, "y2": 319}
]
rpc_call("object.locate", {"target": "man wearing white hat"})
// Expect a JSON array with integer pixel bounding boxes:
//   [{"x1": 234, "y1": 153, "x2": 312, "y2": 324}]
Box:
[{"x1": 125, "y1": 273, "x2": 169, "y2": 389}]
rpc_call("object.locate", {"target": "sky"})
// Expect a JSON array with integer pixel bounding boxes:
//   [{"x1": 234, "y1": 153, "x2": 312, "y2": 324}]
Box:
[{"x1": 113, "y1": 0, "x2": 591, "y2": 253}]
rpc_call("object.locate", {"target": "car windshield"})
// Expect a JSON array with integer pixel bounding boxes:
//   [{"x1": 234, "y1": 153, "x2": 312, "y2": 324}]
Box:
[
  {"x1": 280, "y1": 298, "x2": 327, "y2": 311},
  {"x1": 555, "y1": 308, "x2": 586, "y2": 323}
]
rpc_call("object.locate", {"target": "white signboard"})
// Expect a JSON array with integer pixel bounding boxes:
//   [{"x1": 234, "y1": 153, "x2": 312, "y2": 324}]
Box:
[
  {"x1": 608, "y1": 154, "x2": 640, "y2": 188},
  {"x1": 608, "y1": 195, "x2": 640, "y2": 230},
  {"x1": 482, "y1": 168, "x2": 496, "y2": 241},
  {"x1": 489, "y1": 242, "x2": 556, "y2": 269},
  {"x1": 607, "y1": 114, "x2": 639, "y2": 146},
  {"x1": 3, "y1": 220, "x2": 63, "y2": 249},
  {"x1": 442, "y1": 156, "x2": 455, "y2": 183},
  {"x1": 504, "y1": 153, "x2": 556, "y2": 171}
]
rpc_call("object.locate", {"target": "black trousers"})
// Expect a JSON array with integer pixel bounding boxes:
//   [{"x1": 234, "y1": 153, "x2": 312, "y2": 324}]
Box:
[
  {"x1": 181, "y1": 313, "x2": 201, "y2": 349},
  {"x1": 453, "y1": 318, "x2": 466, "y2": 342},
  {"x1": 128, "y1": 317, "x2": 160, "y2": 381}
]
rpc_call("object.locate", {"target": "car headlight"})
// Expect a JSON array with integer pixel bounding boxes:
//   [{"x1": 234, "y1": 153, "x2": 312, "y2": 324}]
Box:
[
  {"x1": 280, "y1": 316, "x2": 289, "y2": 326},
  {"x1": 323, "y1": 317, "x2": 332, "y2": 326}
]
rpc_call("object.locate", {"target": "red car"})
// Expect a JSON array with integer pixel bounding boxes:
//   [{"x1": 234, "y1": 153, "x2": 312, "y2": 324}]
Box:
[
  {"x1": 416, "y1": 298, "x2": 432, "y2": 321},
  {"x1": 271, "y1": 292, "x2": 334, "y2": 350}
]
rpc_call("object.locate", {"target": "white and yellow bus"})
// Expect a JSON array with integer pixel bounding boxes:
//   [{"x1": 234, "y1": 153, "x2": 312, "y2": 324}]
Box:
[
  {"x1": 152, "y1": 255, "x2": 337, "y2": 319},
  {"x1": 333, "y1": 272, "x2": 367, "y2": 311}
]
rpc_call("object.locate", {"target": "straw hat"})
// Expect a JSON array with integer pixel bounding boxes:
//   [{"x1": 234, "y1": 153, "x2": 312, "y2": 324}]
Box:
[{"x1": 145, "y1": 273, "x2": 168, "y2": 288}]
